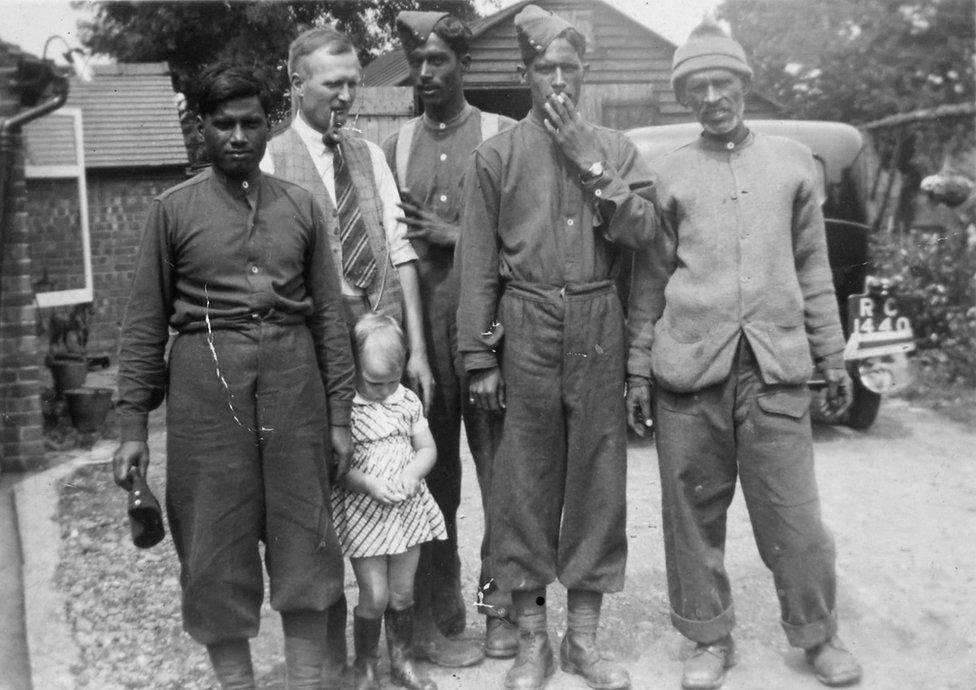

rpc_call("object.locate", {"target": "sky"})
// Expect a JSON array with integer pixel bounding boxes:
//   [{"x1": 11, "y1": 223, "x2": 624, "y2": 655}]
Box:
[{"x1": 2, "y1": 0, "x2": 722, "y2": 63}]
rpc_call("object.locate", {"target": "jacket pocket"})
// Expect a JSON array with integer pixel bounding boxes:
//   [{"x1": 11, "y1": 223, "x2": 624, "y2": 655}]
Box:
[{"x1": 756, "y1": 387, "x2": 810, "y2": 419}]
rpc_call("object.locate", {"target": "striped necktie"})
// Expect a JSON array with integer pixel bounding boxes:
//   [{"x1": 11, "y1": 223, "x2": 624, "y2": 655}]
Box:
[{"x1": 328, "y1": 138, "x2": 377, "y2": 289}]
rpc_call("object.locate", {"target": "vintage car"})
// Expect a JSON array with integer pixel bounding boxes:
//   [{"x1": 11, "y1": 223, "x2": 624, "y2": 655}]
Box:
[{"x1": 625, "y1": 120, "x2": 915, "y2": 429}]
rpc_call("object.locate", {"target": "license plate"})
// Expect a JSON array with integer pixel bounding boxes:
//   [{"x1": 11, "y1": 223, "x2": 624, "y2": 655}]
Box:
[{"x1": 844, "y1": 292, "x2": 916, "y2": 360}]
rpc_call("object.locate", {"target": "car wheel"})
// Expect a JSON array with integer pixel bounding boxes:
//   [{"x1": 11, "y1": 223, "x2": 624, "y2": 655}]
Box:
[{"x1": 845, "y1": 373, "x2": 881, "y2": 430}]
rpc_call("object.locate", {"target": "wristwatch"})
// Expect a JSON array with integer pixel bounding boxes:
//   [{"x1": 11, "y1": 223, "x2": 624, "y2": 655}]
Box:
[{"x1": 580, "y1": 160, "x2": 605, "y2": 183}]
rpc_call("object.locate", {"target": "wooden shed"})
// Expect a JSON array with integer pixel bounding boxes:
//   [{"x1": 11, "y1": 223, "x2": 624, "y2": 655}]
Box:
[{"x1": 362, "y1": 0, "x2": 779, "y2": 129}]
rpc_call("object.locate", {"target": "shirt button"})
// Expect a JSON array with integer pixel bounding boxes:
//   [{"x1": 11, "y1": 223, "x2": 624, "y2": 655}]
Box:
[
  {"x1": 250, "y1": 265, "x2": 259, "y2": 274},
  {"x1": 439, "y1": 194, "x2": 447, "y2": 202},
  {"x1": 726, "y1": 142, "x2": 734, "y2": 150},
  {"x1": 439, "y1": 153, "x2": 447, "y2": 161},
  {"x1": 242, "y1": 180, "x2": 249, "y2": 189},
  {"x1": 438, "y1": 122, "x2": 446, "y2": 130},
  {"x1": 594, "y1": 189, "x2": 603, "y2": 197},
  {"x1": 567, "y1": 218, "x2": 575, "y2": 226}
]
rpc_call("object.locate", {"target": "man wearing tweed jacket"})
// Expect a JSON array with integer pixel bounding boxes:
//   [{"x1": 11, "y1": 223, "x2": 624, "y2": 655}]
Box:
[{"x1": 625, "y1": 19, "x2": 862, "y2": 690}]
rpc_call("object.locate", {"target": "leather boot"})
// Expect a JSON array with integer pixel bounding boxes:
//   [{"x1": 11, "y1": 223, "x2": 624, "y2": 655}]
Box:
[
  {"x1": 485, "y1": 614, "x2": 519, "y2": 659},
  {"x1": 352, "y1": 612, "x2": 382, "y2": 690},
  {"x1": 428, "y1": 540, "x2": 467, "y2": 636},
  {"x1": 385, "y1": 606, "x2": 437, "y2": 690},
  {"x1": 207, "y1": 639, "x2": 256, "y2": 690},
  {"x1": 413, "y1": 563, "x2": 484, "y2": 668},
  {"x1": 282, "y1": 609, "x2": 329, "y2": 690},
  {"x1": 323, "y1": 594, "x2": 349, "y2": 689},
  {"x1": 804, "y1": 636, "x2": 861, "y2": 687},
  {"x1": 681, "y1": 635, "x2": 735, "y2": 690},
  {"x1": 560, "y1": 591, "x2": 630, "y2": 689},
  {"x1": 505, "y1": 590, "x2": 554, "y2": 690}
]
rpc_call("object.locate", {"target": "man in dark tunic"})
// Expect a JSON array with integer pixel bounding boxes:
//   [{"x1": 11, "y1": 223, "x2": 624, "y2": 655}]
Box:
[
  {"x1": 112, "y1": 63, "x2": 355, "y2": 690},
  {"x1": 625, "y1": 19, "x2": 862, "y2": 690},
  {"x1": 456, "y1": 6, "x2": 658, "y2": 689},
  {"x1": 382, "y1": 10, "x2": 517, "y2": 664}
]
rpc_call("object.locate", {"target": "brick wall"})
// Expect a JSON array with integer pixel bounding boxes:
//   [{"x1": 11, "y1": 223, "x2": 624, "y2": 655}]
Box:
[
  {"x1": 30, "y1": 167, "x2": 186, "y2": 358},
  {"x1": 1, "y1": 55, "x2": 46, "y2": 471}
]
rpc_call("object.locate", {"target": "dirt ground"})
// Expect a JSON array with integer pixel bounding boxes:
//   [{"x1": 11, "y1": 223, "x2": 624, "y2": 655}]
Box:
[{"x1": 56, "y1": 396, "x2": 976, "y2": 689}]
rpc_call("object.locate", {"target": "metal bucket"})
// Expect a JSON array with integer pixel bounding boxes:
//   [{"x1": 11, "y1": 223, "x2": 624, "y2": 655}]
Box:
[
  {"x1": 64, "y1": 387, "x2": 114, "y2": 433},
  {"x1": 49, "y1": 358, "x2": 88, "y2": 395}
]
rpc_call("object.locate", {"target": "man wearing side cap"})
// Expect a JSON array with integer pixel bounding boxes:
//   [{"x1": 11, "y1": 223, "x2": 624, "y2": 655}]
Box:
[
  {"x1": 625, "y1": 19, "x2": 862, "y2": 690},
  {"x1": 456, "y1": 6, "x2": 658, "y2": 689},
  {"x1": 261, "y1": 25, "x2": 435, "y2": 687},
  {"x1": 383, "y1": 10, "x2": 518, "y2": 665}
]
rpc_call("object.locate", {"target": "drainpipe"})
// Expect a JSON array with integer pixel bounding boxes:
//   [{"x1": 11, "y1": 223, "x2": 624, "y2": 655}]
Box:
[{"x1": 0, "y1": 73, "x2": 69, "y2": 314}]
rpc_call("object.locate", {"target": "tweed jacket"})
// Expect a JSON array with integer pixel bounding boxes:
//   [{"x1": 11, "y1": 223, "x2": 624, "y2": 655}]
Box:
[{"x1": 626, "y1": 130, "x2": 846, "y2": 393}]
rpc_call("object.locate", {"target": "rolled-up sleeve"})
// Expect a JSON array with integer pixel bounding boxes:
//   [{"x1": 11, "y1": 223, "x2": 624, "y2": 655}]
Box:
[
  {"x1": 116, "y1": 199, "x2": 175, "y2": 442},
  {"x1": 369, "y1": 140, "x2": 417, "y2": 267},
  {"x1": 306, "y1": 201, "x2": 356, "y2": 425},
  {"x1": 456, "y1": 149, "x2": 502, "y2": 372}
]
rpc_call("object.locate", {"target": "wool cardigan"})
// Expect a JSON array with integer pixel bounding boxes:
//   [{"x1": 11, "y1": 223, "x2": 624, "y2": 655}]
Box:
[{"x1": 627, "y1": 130, "x2": 846, "y2": 393}]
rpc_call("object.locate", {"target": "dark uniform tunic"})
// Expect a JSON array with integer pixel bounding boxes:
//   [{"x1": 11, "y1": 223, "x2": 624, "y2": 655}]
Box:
[
  {"x1": 117, "y1": 167, "x2": 355, "y2": 644},
  {"x1": 383, "y1": 104, "x2": 515, "y2": 612},
  {"x1": 456, "y1": 114, "x2": 657, "y2": 593}
]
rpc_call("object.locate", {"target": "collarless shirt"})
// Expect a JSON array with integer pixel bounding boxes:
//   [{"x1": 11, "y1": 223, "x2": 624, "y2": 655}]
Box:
[
  {"x1": 116, "y1": 166, "x2": 355, "y2": 440},
  {"x1": 456, "y1": 114, "x2": 659, "y2": 371}
]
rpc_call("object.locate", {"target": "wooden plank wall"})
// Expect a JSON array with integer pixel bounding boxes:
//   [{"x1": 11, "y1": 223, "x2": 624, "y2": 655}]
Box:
[{"x1": 347, "y1": 86, "x2": 415, "y2": 146}]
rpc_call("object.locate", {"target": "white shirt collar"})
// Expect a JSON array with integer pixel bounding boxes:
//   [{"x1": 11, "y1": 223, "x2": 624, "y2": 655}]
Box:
[{"x1": 292, "y1": 114, "x2": 332, "y2": 157}]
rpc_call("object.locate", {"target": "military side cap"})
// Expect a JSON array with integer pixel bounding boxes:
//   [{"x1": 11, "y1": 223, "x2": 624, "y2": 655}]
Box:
[
  {"x1": 671, "y1": 17, "x2": 753, "y2": 89},
  {"x1": 397, "y1": 11, "x2": 451, "y2": 47},
  {"x1": 514, "y1": 4, "x2": 576, "y2": 55}
]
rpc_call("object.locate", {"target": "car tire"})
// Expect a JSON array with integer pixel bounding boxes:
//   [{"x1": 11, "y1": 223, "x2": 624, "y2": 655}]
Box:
[{"x1": 845, "y1": 373, "x2": 882, "y2": 430}]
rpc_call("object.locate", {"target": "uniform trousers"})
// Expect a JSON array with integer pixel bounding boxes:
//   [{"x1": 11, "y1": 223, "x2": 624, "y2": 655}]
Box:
[
  {"x1": 166, "y1": 324, "x2": 344, "y2": 645},
  {"x1": 654, "y1": 338, "x2": 838, "y2": 648},
  {"x1": 489, "y1": 280, "x2": 628, "y2": 594},
  {"x1": 417, "y1": 272, "x2": 506, "y2": 612}
]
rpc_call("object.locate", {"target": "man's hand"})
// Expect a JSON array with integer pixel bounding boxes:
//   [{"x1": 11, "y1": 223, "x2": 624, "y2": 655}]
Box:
[
  {"x1": 406, "y1": 352, "x2": 435, "y2": 414},
  {"x1": 112, "y1": 441, "x2": 149, "y2": 491},
  {"x1": 330, "y1": 425, "x2": 353, "y2": 479},
  {"x1": 398, "y1": 198, "x2": 460, "y2": 247},
  {"x1": 542, "y1": 93, "x2": 604, "y2": 172},
  {"x1": 626, "y1": 382, "x2": 654, "y2": 437},
  {"x1": 820, "y1": 366, "x2": 854, "y2": 419},
  {"x1": 469, "y1": 366, "x2": 506, "y2": 412}
]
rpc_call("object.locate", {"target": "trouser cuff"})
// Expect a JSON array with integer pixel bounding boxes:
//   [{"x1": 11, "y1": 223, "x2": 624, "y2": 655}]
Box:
[
  {"x1": 671, "y1": 606, "x2": 735, "y2": 644},
  {"x1": 781, "y1": 611, "x2": 837, "y2": 649}
]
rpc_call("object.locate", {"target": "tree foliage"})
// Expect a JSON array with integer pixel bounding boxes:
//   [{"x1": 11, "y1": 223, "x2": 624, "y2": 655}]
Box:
[
  {"x1": 718, "y1": 0, "x2": 974, "y2": 125},
  {"x1": 77, "y1": 0, "x2": 477, "y2": 120}
]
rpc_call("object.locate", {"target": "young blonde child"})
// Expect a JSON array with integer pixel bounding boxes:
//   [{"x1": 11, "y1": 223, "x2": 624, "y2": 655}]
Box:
[{"x1": 332, "y1": 313, "x2": 446, "y2": 690}]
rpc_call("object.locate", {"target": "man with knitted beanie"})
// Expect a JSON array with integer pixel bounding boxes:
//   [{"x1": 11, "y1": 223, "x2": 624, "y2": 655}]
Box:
[{"x1": 626, "y1": 18, "x2": 862, "y2": 690}]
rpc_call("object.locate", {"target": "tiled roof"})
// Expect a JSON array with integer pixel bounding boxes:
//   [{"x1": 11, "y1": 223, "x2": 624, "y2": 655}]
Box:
[{"x1": 23, "y1": 62, "x2": 187, "y2": 169}]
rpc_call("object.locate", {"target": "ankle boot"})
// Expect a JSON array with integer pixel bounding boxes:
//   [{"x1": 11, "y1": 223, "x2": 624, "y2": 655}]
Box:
[
  {"x1": 207, "y1": 639, "x2": 256, "y2": 690},
  {"x1": 428, "y1": 540, "x2": 467, "y2": 636},
  {"x1": 352, "y1": 613, "x2": 382, "y2": 690},
  {"x1": 560, "y1": 590, "x2": 630, "y2": 689},
  {"x1": 414, "y1": 567, "x2": 484, "y2": 668},
  {"x1": 323, "y1": 594, "x2": 350, "y2": 688},
  {"x1": 385, "y1": 606, "x2": 437, "y2": 690},
  {"x1": 505, "y1": 590, "x2": 554, "y2": 690}
]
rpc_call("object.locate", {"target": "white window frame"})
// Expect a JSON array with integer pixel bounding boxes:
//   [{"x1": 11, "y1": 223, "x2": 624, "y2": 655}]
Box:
[{"x1": 24, "y1": 107, "x2": 94, "y2": 308}]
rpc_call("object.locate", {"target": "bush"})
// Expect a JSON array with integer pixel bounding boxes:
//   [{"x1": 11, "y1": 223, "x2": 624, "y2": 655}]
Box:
[{"x1": 872, "y1": 219, "x2": 976, "y2": 387}]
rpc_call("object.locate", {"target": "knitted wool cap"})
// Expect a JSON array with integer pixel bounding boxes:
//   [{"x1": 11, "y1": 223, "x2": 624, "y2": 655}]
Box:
[
  {"x1": 514, "y1": 4, "x2": 576, "y2": 57},
  {"x1": 396, "y1": 11, "x2": 451, "y2": 50},
  {"x1": 671, "y1": 17, "x2": 753, "y2": 90}
]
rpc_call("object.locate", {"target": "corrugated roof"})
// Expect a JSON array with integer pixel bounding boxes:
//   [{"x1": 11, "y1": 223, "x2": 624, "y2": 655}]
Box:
[{"x1": 23, "y1": 62, "x2": 188, "y2": 169}]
